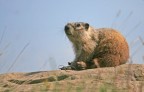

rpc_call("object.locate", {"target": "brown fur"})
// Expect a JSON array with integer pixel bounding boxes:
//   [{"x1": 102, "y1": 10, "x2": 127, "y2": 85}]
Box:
[{"x1": 64, "y1": 22, "x2": 129, "y2": 70}]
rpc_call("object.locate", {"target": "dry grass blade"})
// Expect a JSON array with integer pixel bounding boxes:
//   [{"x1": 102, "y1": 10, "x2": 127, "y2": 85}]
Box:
[
  {"x1": 125, "y1": 22, "x2": 141, "y2": 37},
  {"x1": 139, "y1": 36, "x2": 144, "y2": 45},
  {"x1": 111, "y1": 10, "x2": 121, "y2": 28},
  {"x1": 129, "y1": 37, "x2": 139, "y2": 48},
  {"x1": 0, "y1": 26, "x2": 7, "y2": 46},
  {"x1": 119, "y1": 11, "x2": 133, "y2": 30},
  {"x1": 6, "y1": 43, "x2": 30, "y2": 72},
  {"x1": 131, "y1": 45, "x2": 143, "y2": 58}
]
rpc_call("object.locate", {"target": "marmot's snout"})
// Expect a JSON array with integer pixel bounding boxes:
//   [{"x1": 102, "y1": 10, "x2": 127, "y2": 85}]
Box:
[
  {"x1": 64, "y1": 25, "x2": 72, "y2": 35},
  {"x1": 65, "y1": 25, "x2": 69, "y2": 31}
]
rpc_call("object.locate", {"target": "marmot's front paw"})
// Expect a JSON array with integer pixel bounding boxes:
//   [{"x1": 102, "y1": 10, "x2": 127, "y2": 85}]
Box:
[{"x1": 77, "y1": 61, "x2": 87, "y2": 70}]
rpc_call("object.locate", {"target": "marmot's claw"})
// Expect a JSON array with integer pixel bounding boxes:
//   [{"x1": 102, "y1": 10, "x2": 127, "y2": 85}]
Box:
[
  {"x1": 59, "y1": 66, "x2": 72, "y2": 70},
  {"x1": 68, "y1": 62, "x2": 71, "y2": 65}
]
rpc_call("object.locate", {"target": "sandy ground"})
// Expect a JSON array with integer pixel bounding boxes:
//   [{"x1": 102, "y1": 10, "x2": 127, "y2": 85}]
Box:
[{"x1": 0, "y1": 64, "x2": 144, "y2": 92}]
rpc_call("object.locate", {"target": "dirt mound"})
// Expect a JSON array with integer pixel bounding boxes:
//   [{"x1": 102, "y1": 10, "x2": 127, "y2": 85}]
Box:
[{"x1": 0, "y1": 64, "x2": 144, "y2": 92}]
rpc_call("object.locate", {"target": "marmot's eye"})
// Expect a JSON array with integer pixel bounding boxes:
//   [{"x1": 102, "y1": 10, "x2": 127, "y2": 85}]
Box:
[{"x1": 76, "y1": 23, "x2": 81, "y2": 27}]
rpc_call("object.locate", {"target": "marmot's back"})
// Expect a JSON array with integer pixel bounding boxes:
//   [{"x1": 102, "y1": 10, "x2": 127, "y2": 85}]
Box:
[{"x1": 94, "y1": 28, "x2": 129, "y2": 67}]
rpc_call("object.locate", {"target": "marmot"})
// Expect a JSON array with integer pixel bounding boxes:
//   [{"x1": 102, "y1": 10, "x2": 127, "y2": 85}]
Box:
[{"x1": 61, "y1": 22, "x2": 129, "y2": 70}]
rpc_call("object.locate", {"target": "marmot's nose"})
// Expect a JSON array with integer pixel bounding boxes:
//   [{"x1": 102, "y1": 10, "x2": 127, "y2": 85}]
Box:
[
  {"x1": 65, "y1": 25, "x2": 72, "y2": 35},
  {"x1": 64, "y1": 25, "x2": 69, "y2": 31}
]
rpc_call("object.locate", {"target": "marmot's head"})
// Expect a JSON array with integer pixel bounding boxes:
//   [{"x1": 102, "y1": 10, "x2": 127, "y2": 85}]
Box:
[{"x1": 64, "y1": 22, "x2": 92, "y2": 43}]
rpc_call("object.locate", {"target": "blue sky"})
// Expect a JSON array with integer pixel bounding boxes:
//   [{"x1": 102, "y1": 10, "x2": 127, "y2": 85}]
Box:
[{"x1": 0, "y1": 0, "x2": 144, "y2": 74}]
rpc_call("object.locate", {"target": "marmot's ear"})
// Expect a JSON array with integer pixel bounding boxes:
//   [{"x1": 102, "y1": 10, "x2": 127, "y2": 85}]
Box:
[{"x1": 85, "y1": 23, "x2": 89, "y2": 30}]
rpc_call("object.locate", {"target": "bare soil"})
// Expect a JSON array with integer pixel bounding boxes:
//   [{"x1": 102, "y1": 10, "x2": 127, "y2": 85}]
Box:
[{"x1": 0, "y1": 64, "x2": 144, "y2": 92}]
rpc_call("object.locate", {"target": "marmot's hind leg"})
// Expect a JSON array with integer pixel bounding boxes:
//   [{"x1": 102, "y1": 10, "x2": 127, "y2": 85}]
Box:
[
  {"x1": 87, "y1": 58, "x2": 100, "y2": 69},
  {"x1": 98, "y1": 54, "x2": 120, "y2": 67},
  {"x1": 76, "y1": 61, "x2": 87, "y2": 70}
]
